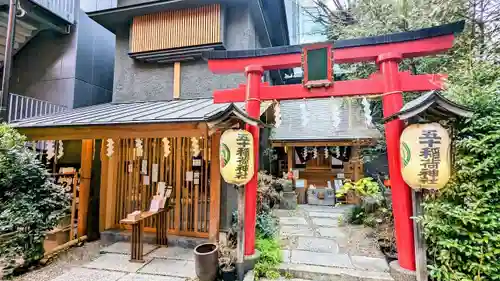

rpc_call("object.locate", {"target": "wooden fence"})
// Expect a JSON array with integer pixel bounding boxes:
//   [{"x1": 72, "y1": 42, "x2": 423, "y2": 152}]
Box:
[{"x1": 112, "y1": 137, "x2": 212, "y2": 238}]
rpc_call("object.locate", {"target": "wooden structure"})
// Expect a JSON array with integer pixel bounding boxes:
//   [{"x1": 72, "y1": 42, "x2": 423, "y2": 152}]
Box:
[
  {"x1": 270, "y1": 98, "x2": 379, "y2": 186},
  {"x1": 120, "y1": 208, "x2": 170, "y2": 262},
  {"x1": 12, "y1": 100, "x2": 264, "y2": 242}
]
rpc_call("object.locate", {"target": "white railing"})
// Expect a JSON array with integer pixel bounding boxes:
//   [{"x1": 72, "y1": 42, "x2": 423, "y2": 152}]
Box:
[
  {"x1": 29, "y1": 0, "x2": 76, "y2": 24},
  {"x1": 8, "y1": 93, "x2": 67, "y2": 123}
]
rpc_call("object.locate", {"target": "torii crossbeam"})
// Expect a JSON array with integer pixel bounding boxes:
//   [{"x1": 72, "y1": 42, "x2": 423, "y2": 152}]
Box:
[{"x1": 204, "y1": 21, "x2": 464, "y2": 272}]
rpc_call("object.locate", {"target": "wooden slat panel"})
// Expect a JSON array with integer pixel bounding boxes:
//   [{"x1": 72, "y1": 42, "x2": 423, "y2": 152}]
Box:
[
  {"x1": 78, "y1": 139, "x2": 93, "y2": 237},
  {"x1": 209, "y1": 132, "x2": 221, "y2": 241},
  {"x1": 130, "y1": 4, "x2": 221, "y2": 53},
  {"x1": 106, "y1": 139, "x2": 119, "y2": 229},
  {"x1": 175, "y1": 138, "x2": 182, "y2": 234},
  {"x1": 113, "y1": 137, "x2": 211, "y2": 237},
  {"x1": 99, "y1": 140, "x2": 109, "y2": 232}
]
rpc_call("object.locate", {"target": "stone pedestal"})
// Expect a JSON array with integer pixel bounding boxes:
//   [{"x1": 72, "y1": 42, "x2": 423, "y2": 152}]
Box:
[
  {"x1": 389, "y1": 260, "x2": 417, "y2": 281},
  {"x1": 280, "y1": 192, "x2": 297, "y2": 209}
]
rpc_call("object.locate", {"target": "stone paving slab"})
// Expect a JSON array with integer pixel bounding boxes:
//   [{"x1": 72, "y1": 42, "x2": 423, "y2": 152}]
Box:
[
  {"x1": 259, "y1": 277, "x2": 312, "y2": 281},
  {"x1": 299, "y1": 205, "x2": 354, "y2": 213},
  {"x1": 318, "y1": 227, "x2": 347, "y2": 238},
  {"x1": 307, "y1": 211, "x2": 344, "y2": 219},
  {"x1": 83, "y1": 253, "x2": 150, "y2": 273},
  {"x1": 282, "y1": 250, "x2": 291, "y2": 263},
  {"x1": 101, "y1": 242, "x2": 158, "y2": 256},
  {"x1": 311, "y1": 217, "x2": 340, "y2": 227},
  {"x1": 118, "y1": 273, "x2": 186, "y2": 281},
  {"x1": 290, "y1": 250, "x2": 353, "y2": 268},
  {"x1": 339, "y1": 268, "x2": 393, "y2": 280},
  {"x1": 138, "y1": 259, "x2": 196, "y2": 279},
  {"x1": 279, "y1": 263, "x2": 344, "y2": 281},
  {"x1": 296, "y1": 237, "x2": 339, "y2": 253},
  {"x1": 51, "y1": 267, "x2": 127, "y2": 281},
  {"x1": 280, "y1": 225, "x2": 314, "y2": 237},
  {"x1": 351, "y1": 256, "x2": 389, "y2": 272},
  {"x1": 273, "y1": 209, "x2": 299, "y2": 217},
  {"x1": 279, "y1": 217, "x2": 308, "y2": 225},
  {"x1": 280, "y1": 263, "x2": 393, "y2": 281},
  {"x1": 148, "y1": 247, "x2": 194, "y2": 261}
]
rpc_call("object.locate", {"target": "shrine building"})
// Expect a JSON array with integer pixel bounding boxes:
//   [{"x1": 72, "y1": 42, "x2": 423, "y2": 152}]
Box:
[{"x1": 8, "y1": 0, "x2": 464, "y2": 269}]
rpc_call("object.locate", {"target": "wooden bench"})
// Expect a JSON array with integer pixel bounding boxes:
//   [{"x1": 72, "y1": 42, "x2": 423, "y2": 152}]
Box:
[{"x1": 120, "y1": 208, "x2": 169, "y2": 263}]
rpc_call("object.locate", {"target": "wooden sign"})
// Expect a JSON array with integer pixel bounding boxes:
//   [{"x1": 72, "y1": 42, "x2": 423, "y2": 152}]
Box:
[{"x1": 302, "y1": 43, "x2": 333, "y2": 89}]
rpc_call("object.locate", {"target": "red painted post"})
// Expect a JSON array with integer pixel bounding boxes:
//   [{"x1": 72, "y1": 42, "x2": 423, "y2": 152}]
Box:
[
  {"x1": 377, "y1": 53, "x2": 416, "y2": 271},
  {"x1": 244, "y1": 65, "x2": 263, "y2": 256}
]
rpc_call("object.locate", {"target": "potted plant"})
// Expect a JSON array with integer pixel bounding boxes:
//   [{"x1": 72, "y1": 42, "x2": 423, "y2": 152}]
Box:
[
  {"x1": 218, "y1": 242, "x2": 236, "y2": 281},
  {"x1": 336, "y1": 177, "x2": 382, "y2": 207}
]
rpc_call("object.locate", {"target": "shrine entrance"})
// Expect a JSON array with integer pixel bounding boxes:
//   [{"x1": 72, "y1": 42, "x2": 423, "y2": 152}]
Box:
[{"x1": 204, "y1": 21, "x2": 465, "y2": 271}]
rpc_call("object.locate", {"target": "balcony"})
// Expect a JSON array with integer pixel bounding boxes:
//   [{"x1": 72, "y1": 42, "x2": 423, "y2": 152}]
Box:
[
  {"x1": 7, "y1": 93, "x2": 67, "y2": 123},
  {"x1": 0, "y1": 0, "x2": 75, "y2": 64}
]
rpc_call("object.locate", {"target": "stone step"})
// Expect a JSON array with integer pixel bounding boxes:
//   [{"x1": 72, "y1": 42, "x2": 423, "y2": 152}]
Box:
[
  {"x1": 280, "y1": 263, "x2": 393, "y2": 281},
  {"x1": 259, "y1": 277, "x2": 314, "y2": 281}
]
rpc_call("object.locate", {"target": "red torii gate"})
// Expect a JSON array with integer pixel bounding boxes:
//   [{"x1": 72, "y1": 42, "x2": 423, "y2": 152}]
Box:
[{"x1": 204, "y1": 21, "x2": 464, "y2": 271}]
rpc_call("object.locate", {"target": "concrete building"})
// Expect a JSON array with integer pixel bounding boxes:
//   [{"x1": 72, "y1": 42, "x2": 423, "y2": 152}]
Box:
[
  {"x1": 285, "y1": 0, "x2": 327, "y2": 45},
  {"x1": 3, "y1": 0, "x2": 115, "y2": 122}
]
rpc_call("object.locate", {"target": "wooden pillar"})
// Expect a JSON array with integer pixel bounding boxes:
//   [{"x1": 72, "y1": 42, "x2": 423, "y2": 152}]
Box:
[
  {"x1": 174, "y1": 137, "x2": 182, "y2": 234},
  {"x1": 352, "y1": 146, "x2": 363, "y2": 181},
  {"x1": 105, "y1": 139, "x2": 119, "y2": 229},
  {"x1": 287, "y1": 146, "x2": 294, "y2": 172},
  {"x1": 99, "y1": 141, "x2": 108, "y2": 232},
  {"x1": 78, "y1": 139, "x2": 93, "y2": 237},
  {"x1": 208, "y1": 132, "x2": 221, "y2": 242},
  {"x1": 173, "y1": 62, "x2": 181, "y2": 99}
]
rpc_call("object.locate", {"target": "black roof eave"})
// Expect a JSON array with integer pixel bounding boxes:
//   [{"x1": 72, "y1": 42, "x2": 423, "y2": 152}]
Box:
[
  {"x1": 270, "y1": 137, "x2": 377, "y2": 142},
  {"x1": 383, "y1": 91, "x2": 473, "y2": 123},
  {"x1": 86, "y1": 0, "x2": 289, "y2": 48},
  {"x1": 203, "y1": 21, "x2": 465, "y2": 60},
  {"x1": 87, "y1": 0, "x2": 234, "y2": 33}
]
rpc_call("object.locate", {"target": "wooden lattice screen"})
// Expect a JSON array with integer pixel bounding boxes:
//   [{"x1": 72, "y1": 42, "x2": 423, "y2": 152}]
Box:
[{"x1": 113, "y1": 137, "x2": 211, "y2": 238}]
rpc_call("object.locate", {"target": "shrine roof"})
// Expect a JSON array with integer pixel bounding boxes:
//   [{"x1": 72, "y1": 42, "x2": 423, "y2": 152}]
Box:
[
  {"x1": 203, "y1": 21, "x2": 464, "y2": 60},
  {"x1": 10, "y1": 98, "x2": 269, "y2": 129},
  {"x1": 271, "y1": 98, "x2": 381, "y2": 142},
  {"x1": 384, "y1": 91, "x2": 473, "y2": 122}
]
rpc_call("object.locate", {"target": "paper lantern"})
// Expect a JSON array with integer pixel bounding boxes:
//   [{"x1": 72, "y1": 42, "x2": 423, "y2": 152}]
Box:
[
  {"x1": 220, "y1": 129, "x2": 254, "y2": 186},
  {"x1": 400, "y1": 123, "x2": 451, "y2": 190}
]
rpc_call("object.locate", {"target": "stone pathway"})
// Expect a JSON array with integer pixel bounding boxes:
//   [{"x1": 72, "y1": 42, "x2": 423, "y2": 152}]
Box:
[
  {"x1": 275, "y1": 204, "x2": 393, "y2": 281},
  {"x1": 49, "y1": 242, "x2": 197, "y2": 281}
]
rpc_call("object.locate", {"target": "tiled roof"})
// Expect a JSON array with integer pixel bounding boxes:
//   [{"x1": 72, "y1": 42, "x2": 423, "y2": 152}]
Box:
[
  {"x1": 11, "y1": 99, "x2": 246, "y2": 128},
  {"x1": 271, "y1": 98, "x2": 381, "y2": 141}
]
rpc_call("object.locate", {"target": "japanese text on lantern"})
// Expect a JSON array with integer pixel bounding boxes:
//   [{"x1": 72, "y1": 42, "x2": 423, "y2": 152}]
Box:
[
  {"x1": 235, "y1": 133, "x2": 250, "y2": 179},
  {"x1": 418, "y1": 129, "x2": 441, "y2": 185},
  {"x1": 400, "y1": 123, "x2": 451, "y2": 190}
]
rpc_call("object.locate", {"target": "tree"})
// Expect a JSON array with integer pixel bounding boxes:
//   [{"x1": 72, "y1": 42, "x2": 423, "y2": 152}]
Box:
[
  {"x1": 0, "y1": 125, "x2": 69, "y2": 276},
  {"x1": 422, "y1": 58, "x2": 500, "y2": 281}
]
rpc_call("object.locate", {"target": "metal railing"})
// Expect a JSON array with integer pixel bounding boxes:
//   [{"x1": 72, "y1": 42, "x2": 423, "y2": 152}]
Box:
[
  {"x1": 29, "y1": 0, "x2": 76, "y2": 24},
  {"x1": 8, "y1": 93, "x2": 67, "y2": 123}
]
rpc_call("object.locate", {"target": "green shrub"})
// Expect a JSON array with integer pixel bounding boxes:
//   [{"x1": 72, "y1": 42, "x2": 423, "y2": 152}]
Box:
[
  {"x1": 346, "y1": 205, "x2": 366, "y2": 225},
  {"x1": 0, "y1": 125, "x2": 70, "y2": 275},
  {"x1": 256, "y1": 212, "x2": 278, "y2": 239},
  {"x1": 422, "y1": 60, "x2": 500, "y2": 281},
  {"x1": 254, "y1": 235, "x2": 282, "y2": 279}
]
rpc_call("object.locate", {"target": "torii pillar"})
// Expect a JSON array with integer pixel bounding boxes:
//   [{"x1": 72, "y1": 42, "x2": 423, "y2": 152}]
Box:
[{"x1": 243, "y1": 65, "x2": 264, "y2": 259}]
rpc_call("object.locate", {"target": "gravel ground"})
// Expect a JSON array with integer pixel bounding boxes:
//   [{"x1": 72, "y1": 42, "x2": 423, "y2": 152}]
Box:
[{"x1": 12, "y1": 241, "x2": 102, "y2": 281}]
